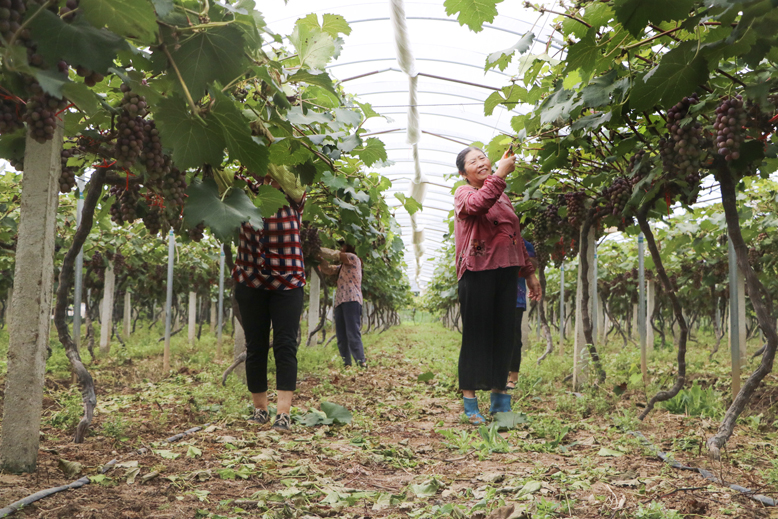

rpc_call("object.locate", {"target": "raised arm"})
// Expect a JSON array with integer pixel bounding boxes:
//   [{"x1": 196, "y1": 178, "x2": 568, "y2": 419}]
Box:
[{"x1": 455, "y1": 176, "x2": 507, "y2": 217}]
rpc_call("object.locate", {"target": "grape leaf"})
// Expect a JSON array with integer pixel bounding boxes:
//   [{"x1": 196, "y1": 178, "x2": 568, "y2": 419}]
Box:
[
  {"x1": 288, "y1": 70, "x2": 338, "y2": 96},
  {"x1": 353, "y1": 138, "x2": 387, "y2": 166},
  {"x1": 252, "y1": 185, "x2": 288, "y2": 216},
  {"x1": 80, "y1": 0, "x2": 158, "y2": 43},
  {"x1": 321, "y1": 401, "x2": 352, "y2": 424},
  {"x1": 27, "y1": 10, "x2": 129, "y2": 74},
  {"x1": 210, "y1": 90, "x2": 269, "y2": 175},
  {"x1": 169, "y1": 26, "x2": 247, "y2": 100},
  {"x1": 613, "y1": 0, "x2": 696, "y2": 38},
  {"x1": 444, "y1": 0, "x2": 503, "y2": 33},
  {"x1": 62, "y1": 82, "x2": 100, "y2": 117},
  {"x1": 183, "y1": 178, "x2": 264, "y2": 242},
  {"x1": 289, "y1": 23, "x2": 336, "y2": 70},
  {"x1": 156, "y1": 95, "x2": 225, "y2": 170},
  {"x1": 565, "y1": 31, "x2": 601, "y2": 80},
  {"x1": 485, "y1": 32, "x2": 534, "y2": 71},
  {"x1": 630, "y1": 41, "x2": 710, "y2": 111},
  {"x1": 395, "y1": 193, "x2": 422, "y2": 215},
  {"x1": 150, "y1": 0, "x2": 174, "y2": 17},
  {"x1": 322, "y1": 14, "x2": 352, "y2": 38}
]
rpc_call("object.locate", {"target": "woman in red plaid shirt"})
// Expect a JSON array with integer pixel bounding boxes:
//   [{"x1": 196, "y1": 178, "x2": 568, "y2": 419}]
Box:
[{"x1": 232, "y1": 174, "x2": 306, "y2": 432}]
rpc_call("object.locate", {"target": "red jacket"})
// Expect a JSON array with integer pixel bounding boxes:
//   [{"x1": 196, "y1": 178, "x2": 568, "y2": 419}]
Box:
[{"x1": 454, "y1": 175, "x2": 535, "y2": 281}]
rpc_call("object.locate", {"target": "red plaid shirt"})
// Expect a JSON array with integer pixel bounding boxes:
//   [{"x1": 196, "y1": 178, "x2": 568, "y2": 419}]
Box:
[{"x1": 232, "y1": 194, "x2": 306, "y2": 290}]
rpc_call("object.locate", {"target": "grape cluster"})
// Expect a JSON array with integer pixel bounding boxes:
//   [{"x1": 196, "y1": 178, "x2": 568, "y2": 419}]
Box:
[
  {"x1": 188, "y1": 222, "x2": 205, "y2": 242},
  {"x1": 140, "y1": 120, "x2": 167, "y2": 173},
  {"x1": 715, "y1": 95, "x2": 747, "y2": 162},
  {"x1": 627, "y1": 150, "x2": 649, "y2": 182},
  {"x1": 0, "y1": 96, "x2": 25, "y2": 135},
  {"x1": 659, "y1": 93, "x2": 704, "y2": 185},
  {"x1": 533, "y1": 203, "x2": 560, "y2": 242},
  {"x1": 143, "y1": 206, "x2": 163, "y2": 235},
  {"x1": 113, "y1": 252, "x2": 125, "y2": 273},
  {"x1": 0, "y1": 0, "x2": 27, "y2": 45},
  {"x1": 119, "y1": 84, "x2": 148, "y2": 117},
  {"x1": 597, "y1": 177, "x2": 632, "y2": 217},
  {"x1": 60, "y1": 148, "x2": 77, "y2": 193},
  {"x1": 90, "y1": 251, "x2": 103, "y2": 269},
  {"x1": 76, "y1": 65, "x2": 104, "y2": 87},
  {"x1": 114, "y1": 114, "x2": 145, "y2": 169},
  {"x1": 109, "y1": 184, "x2": 140, "y2": 224},
  {"x1": 160, "y1": 167, "x2": 187, "y2": 206},
  {"x1": 23, "y1": 89, "x2": 69, "y2": 143},
  {"x1": 59, "y1": 0, "x2": 78, "y2": 19},
  {"x1": 300, "y1": 223, "x2": 322, "y2": 262},
  {"x1": 564, "y1": 190, "x2": 586, "y2": 228}
]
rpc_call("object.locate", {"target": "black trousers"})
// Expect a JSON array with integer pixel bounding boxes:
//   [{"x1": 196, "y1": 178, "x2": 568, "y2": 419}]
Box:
[
  {"x1": 510, "y1": 307, "x2": 525, "y2": 373},
  {"x1": 457, "y1": 267, "x2": 519, "y2": 391},
  {"x1": 334, "y1": 301, "x2": 366, "y2": 366},
  {"x1": 234, "y1": 283, "x2": 304, "y2": 394}
]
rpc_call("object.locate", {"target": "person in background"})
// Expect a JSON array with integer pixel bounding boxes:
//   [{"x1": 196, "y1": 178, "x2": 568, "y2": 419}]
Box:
[
  {"x1": 232, "y1": 174, "x2": 305, "y2": 432},
  {"x1": 506, "y1": 238, "x2": 538, "y2": 390},
  {"x1": 453, "y1": 145, "x2": 541, "y2": 424},
  {"x1": 319, "y1": 241, "x2": 367, "y2": 368}
]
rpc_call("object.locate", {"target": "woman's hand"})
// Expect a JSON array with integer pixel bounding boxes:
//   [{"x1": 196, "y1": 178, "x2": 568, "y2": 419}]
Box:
[
  {"x1": 526, "y1": 274, "x2": 542, "y2": 302},
  {"x1": 494, "y1": 147, "x2": 516, "y2": 179}
]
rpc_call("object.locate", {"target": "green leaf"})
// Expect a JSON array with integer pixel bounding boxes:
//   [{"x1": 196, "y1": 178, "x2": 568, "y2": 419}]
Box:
[
  {"x1": 216, "y1": 468, "x2": 237, "y2": 480},
  {"x1": 571, "y1": 110, "x2": 612, "y2": 131},
  {"x1": 565, "y1": 31, "x2": 601, "y2": 80},
  {"x1": 417, "y1": 371, "x2": 435, "y2": 382},
  {"x1": 62, "y1": 82, "x2": 101, "y2": 117},
  {"x1": 321, "y1": 401, "x2": 352, "y2": 424},
  {"x1": 288, "y1": 70, "x2": 338, "y2": 96},
  {"x1": 155, "y1": 449, "x2": 180, "y2": 460},
  {"x1": 356, "y1": 101, "x2": 381, "y2": 120},
  {"x1": 169, "y1": 26, "x2": 247, "y2": 100},
  {"x1": 517, "y1": 480, "x2": 542, "y2": 496},
  {"x1": 289, "y1": 23, "x2": 336, "y2": 70},
  {"x1": 492, "y1": 411, "x2": 529, "y2": 430},
  {"x1": 183, "y1": 178, "x2": 265, "y2": 242},
  {"x1": 210, "y1": 90, "x2": 269, "y2": 175},
  {"x1": 186, "y1": 445, "x2": 203, "y2": 458},
  {"x1": 613, "y1": 0, "x2": 696, "y2": 38},
  {"x1": 353, "y1": 138, "x2": 387, "y2": 166},
  {"x1": 151, "y1": 0, "x2": 173, "y2": 18},
  {"x1": 0, "y1": 130, "x2": 26, "y2": 164},
  {"x1": 444, "y1": 0, "x2": 503, "y2": 33},
  {"x1": 395, "y1": 193, "x2": 422, "y2": 215},
  {"x1": 80, "y1": 0, "x2": 158, "y2": 43},
  {"x1": 252, "y1": 185, "x2": 288, "y2": 216},
  {"x1": 597, "y1": 447, "x2": 624, "y2": 457},
  {"x1": 156, "y1": 95, "x2": 225, "y2": 170},
  {"x1": 409, "y1": 478, "x2": 441, "y2": 498},
  {"x1": 630, "y1": 41, "x2": 709, "y2": 111},
  {"x1": 297, "y1": 409, "x2": 333, "y2": 426},
  {"x1": 321, "y1": 14, "x2": 352, "y2": 38},
  {"x1": 268, "y1": 138, "x2": 314, "y2": 166},
  {"x1": 27, "y1": 10, "x2": 129, "y2": 74},
  {"x1": 485, "y1": 32, "x2": 534, "y2": 71}
]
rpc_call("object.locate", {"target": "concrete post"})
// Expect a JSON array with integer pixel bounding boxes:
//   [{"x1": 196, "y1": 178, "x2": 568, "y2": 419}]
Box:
[
  {"x1": 573, "y1": 225, "x2": 595, "y2": 390},
  {"x1": 728, "y1": 238, "x2": 741, "y2": 397},
  {"x1": 646, "y1": 280, "x2": 656, "y2": 350},
  {"x1": 217, "y1": 249, "x2": 225, "y2": 355},
  {"x1": 123, "y1": 290, "x2": 131, "y2": 338},
  {"x1": 736, "y1": 271, "x2": 746, "y2": 361},
  {"x1": 163, "y1": 229, "x2": 175, "y2": 372},
  {"x1": 99, "y1": 261, "x2": 116, "y2": 354},
  {"x1": 188, "y1": 291, "x2": 197, "y2": 345},
  {"x1": 638, "y1": 233, "x2": 647, "y2": 385},
  {"x1": 73, "y1": 178, "x2": 85, "y2": 348},
  {"x1": 308, "y1": 269, "x2": 321, "y2": 345},
  {"x1": 0, "y1": 126, "x2": 63, "y2": 473},
  {"x1": 559, "y1": 262, "x2": 565, "y2": 354}
]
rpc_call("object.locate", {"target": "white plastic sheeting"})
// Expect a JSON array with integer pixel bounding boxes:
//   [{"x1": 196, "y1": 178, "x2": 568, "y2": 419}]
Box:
[{"x1": 264, "y1": 0, "x2": 557, "y2": 289}]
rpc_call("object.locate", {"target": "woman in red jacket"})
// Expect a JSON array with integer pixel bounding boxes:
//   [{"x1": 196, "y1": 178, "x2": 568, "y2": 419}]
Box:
[{"x1": 454, "y1": 146, "x2": 541, "y2": 424}]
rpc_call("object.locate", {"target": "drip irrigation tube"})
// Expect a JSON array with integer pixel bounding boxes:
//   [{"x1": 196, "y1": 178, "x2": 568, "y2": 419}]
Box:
[
  {"x1": 0, "y1": 423, "x2": 210, "y2": 518},
  {"x1": 630, "y1": 431, "x2": 776, "y2": 507}
]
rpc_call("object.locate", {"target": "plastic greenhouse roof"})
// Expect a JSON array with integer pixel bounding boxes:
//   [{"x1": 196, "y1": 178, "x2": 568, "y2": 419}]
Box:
[{"x1": 264, "y1": 0, "x2": 559, "y2": 291}]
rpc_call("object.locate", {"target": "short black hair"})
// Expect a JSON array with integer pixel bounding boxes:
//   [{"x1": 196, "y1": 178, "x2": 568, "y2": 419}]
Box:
[{"x1": 455, "y1": 146, "x2": 485, "y2": 174}]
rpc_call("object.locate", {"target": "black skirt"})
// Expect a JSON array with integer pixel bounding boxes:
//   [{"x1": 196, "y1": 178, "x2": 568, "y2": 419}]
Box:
[{"x1": 457, "y1": 266, "x2": 519, "y2": 390}]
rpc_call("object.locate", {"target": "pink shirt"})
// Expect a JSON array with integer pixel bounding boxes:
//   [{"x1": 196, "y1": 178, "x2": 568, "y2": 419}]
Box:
[
  {"x1": 454, "y1": 175, "x2": 535, "y2": 281},
  {"x1": 333, "y1": 253, "x2": 363, "y2": 307}
]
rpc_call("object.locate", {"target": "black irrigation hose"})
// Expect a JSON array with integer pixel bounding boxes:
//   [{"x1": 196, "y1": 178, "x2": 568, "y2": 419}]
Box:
[
  {"x1": 0, "y1": 423, "x2": 210, "y2": 518},
  {"x1": 630, "y1": 431, "x2": 777, "y2": 507}
]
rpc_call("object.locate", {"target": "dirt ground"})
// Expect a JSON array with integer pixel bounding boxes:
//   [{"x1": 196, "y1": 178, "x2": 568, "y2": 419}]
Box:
[{"x1": 0, "y1": 326, "x2": 777, "y2": 519}]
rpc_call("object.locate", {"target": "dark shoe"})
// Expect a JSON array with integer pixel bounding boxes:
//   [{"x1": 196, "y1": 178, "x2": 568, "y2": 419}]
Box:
[
  {"x1": 357, "y1": 359, "x2": 368, "y2": 369},
  {"x1": 463, "y1": 397, "x2": 486, "y2": 425},
  {"x1": 490, "y1": 392, "x2": 512, "y2": 414},
  {"x1": 248, "y1": 408, "x2": 270, "y2": 424},
  {"x1": 272, "y1": 413, "x2": 292, "y2": 432}
]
